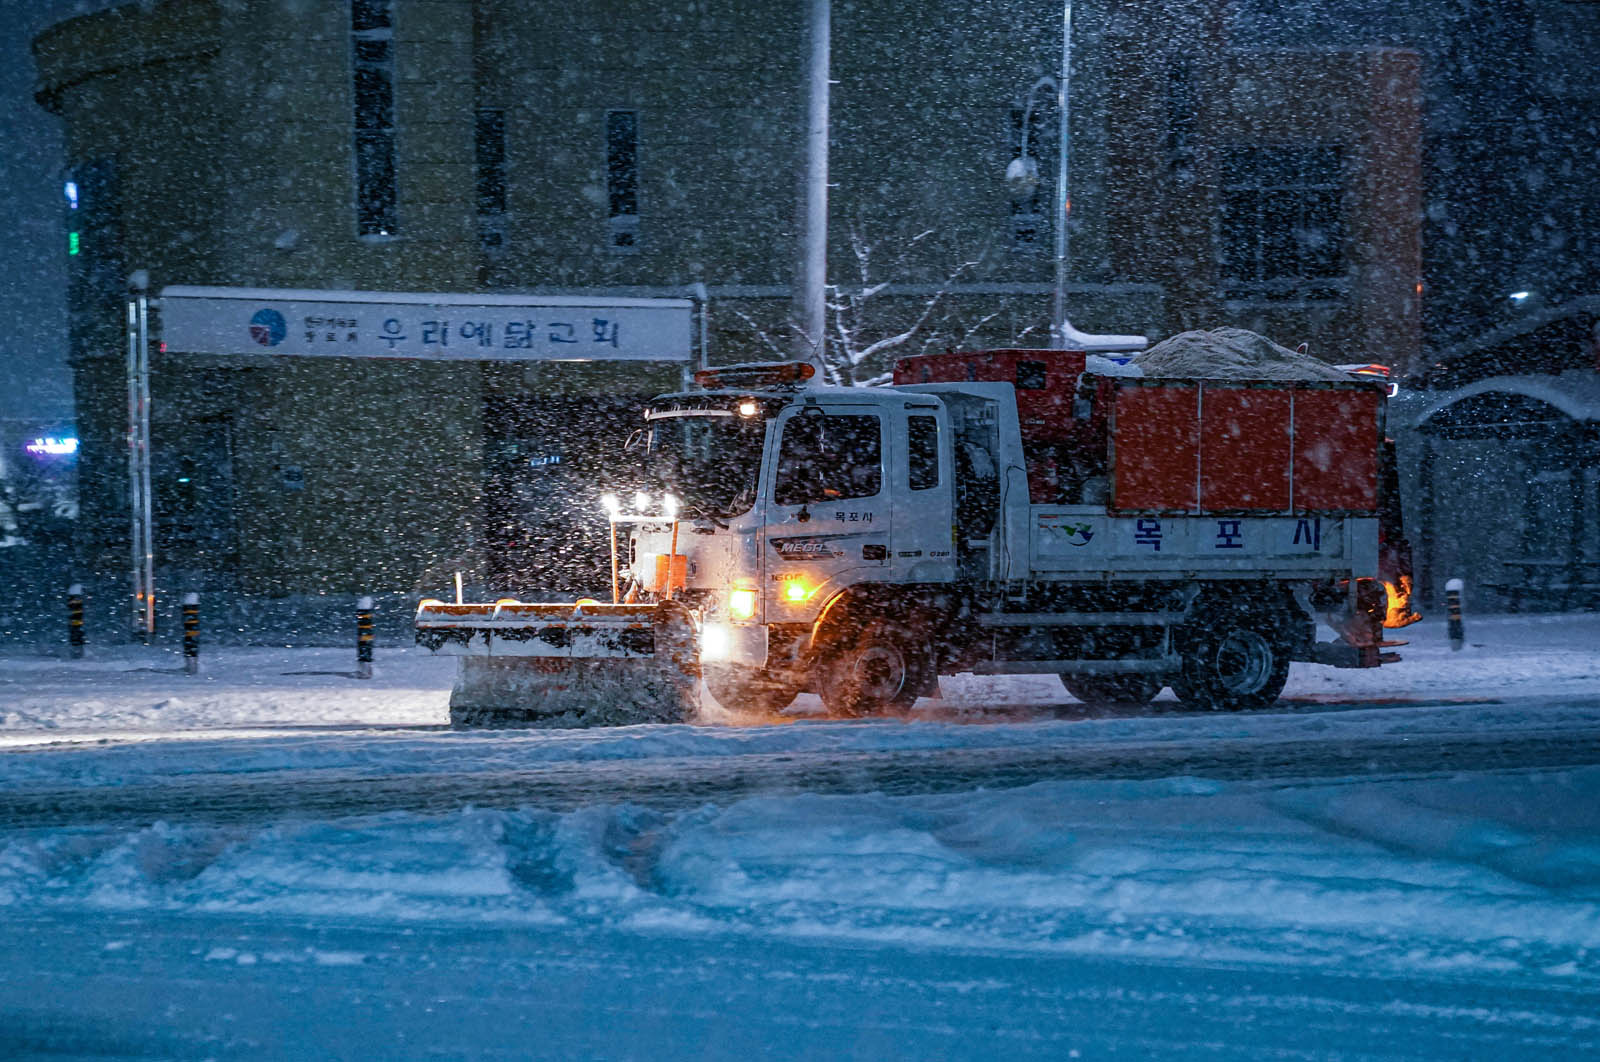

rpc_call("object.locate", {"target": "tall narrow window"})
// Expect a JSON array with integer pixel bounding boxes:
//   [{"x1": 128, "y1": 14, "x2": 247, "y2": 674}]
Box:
[
  {"x1": 1220, "y1": 145, "x2": 1344, "y2": 301},
  {"x1": 65, "y1": 158, "x2": 123, "y2": 311},
  {"x1": 351, "y1": 0, "x2": 397, "y2": 237},
  {"x1": 908, "y1": 416, "x2": 940, "y2": 492},
  {"x1": 606, "y1": 109, "x2": 640, "y2": 254},
  {"x1": 476, "y1": 108, "x2": 507, "y2": 254},
  {"x1": 1166, "y1": 59, "x2": 1197, "y2": 185}
]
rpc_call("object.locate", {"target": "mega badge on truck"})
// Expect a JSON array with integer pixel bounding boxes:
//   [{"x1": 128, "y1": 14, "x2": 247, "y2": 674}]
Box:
[{"x1": 772, "y1": 538, "x2": 844, "y2": 560}]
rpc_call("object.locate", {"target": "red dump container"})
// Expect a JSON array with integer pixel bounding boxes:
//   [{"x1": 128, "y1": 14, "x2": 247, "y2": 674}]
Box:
[{"x1": 1109, "y1": 379, "x2": 1381, "y2": 515}]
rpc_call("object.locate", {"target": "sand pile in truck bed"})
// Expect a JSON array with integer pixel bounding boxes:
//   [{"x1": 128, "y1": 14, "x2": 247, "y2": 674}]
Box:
[{"x1": 1132, "y1": 327, "x2": 1352, "y2": 382}]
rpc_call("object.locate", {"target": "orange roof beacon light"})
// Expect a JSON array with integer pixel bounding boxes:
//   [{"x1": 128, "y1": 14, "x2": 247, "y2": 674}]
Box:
[
  {"x1": 694, "y1": 361, "x2": 816, "y2": 390},
  {"x1": 1337, "y1": 363, "x2": 1399, "y2": 398}
]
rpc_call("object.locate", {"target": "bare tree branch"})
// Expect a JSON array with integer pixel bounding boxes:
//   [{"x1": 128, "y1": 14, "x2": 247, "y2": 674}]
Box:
[
  {"x1": 717, "y1": 221, "x2": 996, "y2": 387},
  {"x1": 726, "y1": 306, "x2": 794, "y2": 362}
]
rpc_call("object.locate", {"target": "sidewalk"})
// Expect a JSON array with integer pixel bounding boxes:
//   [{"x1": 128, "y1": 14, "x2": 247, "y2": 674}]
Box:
[{"x1": 0, "y1": 644, "x2": 452, "y2": 733}]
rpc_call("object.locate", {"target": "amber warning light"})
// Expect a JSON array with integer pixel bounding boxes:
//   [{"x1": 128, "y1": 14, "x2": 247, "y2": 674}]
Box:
[
  {"x1": 694, "y1": 361, "x2": 815, "y2": 390},
  {"x1": 1337, "y1": 363, "x2": 1400, "y2": 398},
  {"x1": 1384, "y1": 575, "x2": 1422, "y2": 629}
]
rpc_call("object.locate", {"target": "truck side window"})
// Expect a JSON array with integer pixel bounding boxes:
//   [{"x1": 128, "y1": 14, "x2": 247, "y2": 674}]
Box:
[
  {"x1": 908, "y1": 415, "x2": 939, "y2": 491},
  {"x1": 774, "y1": 413, "x2": 881, "y2": 505},
  {"x1": 1016, "y1": 361, "x2": 1048, "y2": 390}
]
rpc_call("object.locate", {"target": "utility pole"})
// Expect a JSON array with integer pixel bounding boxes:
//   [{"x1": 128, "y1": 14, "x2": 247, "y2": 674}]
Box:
[
  {"x1": 796, "y1": 0, "x2": 830, "y2": 372},
  {"x1": 126, "y1": 269, "x2": 154, "y2": 641}
]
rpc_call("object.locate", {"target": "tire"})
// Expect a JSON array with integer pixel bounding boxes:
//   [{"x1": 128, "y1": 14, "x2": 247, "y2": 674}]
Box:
[
  {"x1": 1060, "y1": 673, "x2": 1163, "y2": 710},
  {"x1": 817, "y1": 622, "x2": 929, "y2": 718},
  {"x1": 1171, "y1": 615, "x2": 1290, "y2": 712},
  {"x1": 703, "y1": 664, "x2": 802, "y2": 714}
]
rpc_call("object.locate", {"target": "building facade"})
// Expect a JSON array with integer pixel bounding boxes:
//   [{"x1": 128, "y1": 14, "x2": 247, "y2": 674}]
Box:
[{"x1": 34, "y1": 0, "x2": 1421, "y2": 620}]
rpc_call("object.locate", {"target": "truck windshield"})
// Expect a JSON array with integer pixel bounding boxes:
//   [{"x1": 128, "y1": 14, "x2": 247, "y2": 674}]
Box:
[{"x1": 646, "y1": 413, "x2": 766, "y2": 519}]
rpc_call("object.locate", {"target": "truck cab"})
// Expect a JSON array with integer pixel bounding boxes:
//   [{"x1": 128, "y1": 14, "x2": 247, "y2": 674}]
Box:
[{"x1": 628, "y1": 364, "x2": 985, "y2": 712}]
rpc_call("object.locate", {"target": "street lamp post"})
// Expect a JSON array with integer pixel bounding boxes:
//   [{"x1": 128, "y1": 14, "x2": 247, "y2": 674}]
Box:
[
  {"x1": 798, "y1": 0, "x2": 830, "y2": 372},
  {"x1": 1008, "y1": 0, "x2": 1146, "y2": 352}
]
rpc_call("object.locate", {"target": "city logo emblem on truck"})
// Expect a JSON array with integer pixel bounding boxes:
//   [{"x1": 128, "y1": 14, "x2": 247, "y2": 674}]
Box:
[
  {"x1": 1063, "y1": 522, "x2": 1095, "y2": 546},
  {"x1": 249, "y1": 308, "x2": 287, "y2": 347}
]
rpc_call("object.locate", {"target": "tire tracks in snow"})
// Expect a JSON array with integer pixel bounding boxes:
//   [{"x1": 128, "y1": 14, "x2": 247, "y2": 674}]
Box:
[{"x1": 5, "y1": 726, "x2": 1600, "y2": 829}]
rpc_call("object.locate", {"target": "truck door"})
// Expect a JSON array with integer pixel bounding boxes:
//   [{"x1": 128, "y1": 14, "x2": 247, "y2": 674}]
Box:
[
  {"x1": 766, "y1": 403, "x2": 891, "y2": 596},
  {"x1": 890, "y1": 402, "x2": 957, "y2": 584}
]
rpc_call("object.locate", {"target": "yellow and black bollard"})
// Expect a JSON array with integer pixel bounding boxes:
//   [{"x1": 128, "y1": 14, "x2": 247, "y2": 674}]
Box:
[
  {"x1": 1445, "y1": 578, "x2": 1464, "y2": 652},
  {"x1": 357, "y1": 595, "x2": 374, "y2": 679},
  {"x1": 182, "y1": 592, "x2": 200, "y2": 674},
  {"x1": 68, "y1": 583, "x2": 85, "y2": 659}
]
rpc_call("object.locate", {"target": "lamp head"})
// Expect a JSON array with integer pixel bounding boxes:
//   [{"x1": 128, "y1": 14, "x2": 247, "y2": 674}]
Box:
[{"x1": 1005, "y1": 156, "x2": 1040, "y2": 199}]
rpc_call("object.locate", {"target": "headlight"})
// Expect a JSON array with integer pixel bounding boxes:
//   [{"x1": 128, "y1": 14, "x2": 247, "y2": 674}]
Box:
[
  {"x1": 728, "y1": 587, "x2": 758, "y2": 621},
  {"x1": 700, "y1": 623, "x2": 731, "y2": 660}
]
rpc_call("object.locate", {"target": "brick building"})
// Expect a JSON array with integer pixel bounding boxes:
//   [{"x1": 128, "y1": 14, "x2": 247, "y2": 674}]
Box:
[{"x1": 33, "y1": 0, "x2": 1420, "y2": 617}]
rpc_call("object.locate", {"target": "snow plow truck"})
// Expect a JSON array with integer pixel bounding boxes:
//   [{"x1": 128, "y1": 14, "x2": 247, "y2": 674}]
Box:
[{"x1": 416, "y1": 350, "x2": 1417, "y2": 726}]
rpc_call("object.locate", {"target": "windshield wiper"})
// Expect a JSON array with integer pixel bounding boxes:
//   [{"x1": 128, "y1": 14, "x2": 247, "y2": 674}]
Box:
[{"x1": 696, "y1": 509, "x2": 730, "y2": 530}]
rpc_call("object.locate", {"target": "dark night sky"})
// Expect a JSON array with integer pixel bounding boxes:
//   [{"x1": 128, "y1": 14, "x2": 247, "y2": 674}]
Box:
[{"x1": 0, "y1": 0, "x2": 109, "y2": 428}]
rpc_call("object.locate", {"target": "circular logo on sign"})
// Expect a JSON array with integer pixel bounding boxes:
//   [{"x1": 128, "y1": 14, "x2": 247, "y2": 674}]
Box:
[{"x1": 249, "y1": 308, "x2": 287, "y2": 347}]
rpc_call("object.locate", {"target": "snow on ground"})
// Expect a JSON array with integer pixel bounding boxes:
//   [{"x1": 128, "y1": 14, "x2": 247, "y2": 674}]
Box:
[
  {"x1": 4, "y1": 769, "x2": 1598, "y2": 983},
  {"x1": 3, "y1": 610, "x2": 1598, "y2": 737},
  {"x1": 0, "y1": 643, "x2": 450, "y2": 733},
  {"x1": 2, "y1": 612, "x2": 1599, "y2": 1056}
]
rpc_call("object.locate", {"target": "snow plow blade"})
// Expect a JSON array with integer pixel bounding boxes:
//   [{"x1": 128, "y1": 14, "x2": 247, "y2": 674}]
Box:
[{"x1": 415, "y1": 601, "x2": 700, "y2": 728}]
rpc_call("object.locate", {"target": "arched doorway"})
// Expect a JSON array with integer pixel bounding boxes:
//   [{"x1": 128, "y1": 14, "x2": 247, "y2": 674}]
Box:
[{"x1": 1413, "y1": 376, "x2": 1600, "y2": 611}]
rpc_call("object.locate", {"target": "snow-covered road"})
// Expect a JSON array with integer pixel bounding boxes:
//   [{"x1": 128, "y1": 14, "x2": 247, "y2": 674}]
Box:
[
  {"x1": 5, "y1": 706, "x2": 1600, "y2": 829},
  {"x1": 5, "y1": 909, "x2": 1596, "y2": 1060},
  {"x1": 2, "y1": 613, "x2": 1599, "y2": 1058}
]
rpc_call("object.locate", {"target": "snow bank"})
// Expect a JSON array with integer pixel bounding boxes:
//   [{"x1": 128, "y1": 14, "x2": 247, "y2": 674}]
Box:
[
  {"x1": 1133, "y1": 327, "x2": 1353, "y2": 381},
  {"x1": 3, "y1": 771, "x2": 1597, "y2": 981},
  {"x1": 1083, "y1": 353, "x2": 1143, "y2": 378},
  {"x1": 0, "y1": 645, "x2": 451, "y2": 733}
]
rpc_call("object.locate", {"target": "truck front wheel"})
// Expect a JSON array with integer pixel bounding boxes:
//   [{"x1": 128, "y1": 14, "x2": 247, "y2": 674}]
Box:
[
  {"x1": 818, "y1": 622, "x2": 928, "y2": 718},
  {"x1": 1172, "y1": 617, "x2": 1290, "y2": 712}
]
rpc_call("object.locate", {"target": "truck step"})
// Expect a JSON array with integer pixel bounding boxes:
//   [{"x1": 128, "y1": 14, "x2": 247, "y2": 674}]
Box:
[
  {"x1": 973, "y1": 657, "x2": 1179, "y2": 676},
  {"x1": 978, "y1": 612, "x2": 1185, "y2": 628}
]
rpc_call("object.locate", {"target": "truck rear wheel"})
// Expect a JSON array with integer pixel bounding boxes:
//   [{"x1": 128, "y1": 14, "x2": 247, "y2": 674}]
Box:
[
  {"x1": 1060, "y1": 674, "x2": 1163, "y2": 710},
  {"x1": 703, "y1": 664, "x2": 802, "y2": 715},
  {"x1": 1172, "y1": 616, "x2": 1290, "y2": 712},
  {"x1": 818, "y1": 622, "x2": 928, "y2": 718}
]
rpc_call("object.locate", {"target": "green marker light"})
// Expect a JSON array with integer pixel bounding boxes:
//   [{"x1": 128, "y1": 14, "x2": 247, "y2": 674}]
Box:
[{"x1": 68, "y1": 231, "x2": 80, "y2": 255}]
